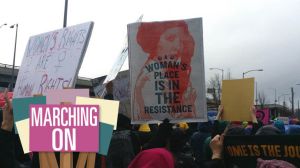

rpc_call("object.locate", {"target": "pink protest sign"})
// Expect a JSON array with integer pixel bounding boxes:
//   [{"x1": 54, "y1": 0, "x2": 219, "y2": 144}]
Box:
[
  {"x1": 46, "y1": 89, "x2": 89, "y2": 104},
  {"x1": 30, "y1": 104, "x2": 99, "y2": 152},
  {"x1": 256, "y1": 108, "x2": 270, "y2": 125}
]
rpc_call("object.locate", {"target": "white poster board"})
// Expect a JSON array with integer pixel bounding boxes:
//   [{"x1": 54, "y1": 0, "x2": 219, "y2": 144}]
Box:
[
  {"x1": 95, "y1": 15, "x2": 143, "y2": 97},
  {"x1": 13, "y1": 22, "x2": 94, "y2": 98},
  {"x1": 128, "y1": 18, "x2": 207, "y2": 124}
]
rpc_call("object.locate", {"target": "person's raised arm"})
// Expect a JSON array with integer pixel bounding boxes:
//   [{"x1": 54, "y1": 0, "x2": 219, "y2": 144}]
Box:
[
  {"x1": 216, "y1": 105, "x2": 224, "y2": 121},
  {"x1": 0, "y1": 88, "x2": 15, "y2": 168},
  {"x1": 251, "y1": 105, "x2": 257, "y2": 123},
  {"x1": 1, "y1": 88, "x2": 13, "y2": 131}
]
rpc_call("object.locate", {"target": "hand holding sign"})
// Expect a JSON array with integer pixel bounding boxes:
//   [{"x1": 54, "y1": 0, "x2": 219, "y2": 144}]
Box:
[
  {"x1": 251, "y1": 105, "x2": 258, "y2": 123},
  {"x1": 210, "y1": 134, "x2": 224, "y2": 159},
  {"x1": 1, "y1": 88, "x2": 13, "y2": 131}
]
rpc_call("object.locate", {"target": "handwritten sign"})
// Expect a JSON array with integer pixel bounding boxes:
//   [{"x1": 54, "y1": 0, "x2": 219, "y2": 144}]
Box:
[
  {"x1": 13, "y1": 22, "x2": 94, "y2": 98},
  {"x1": 128, "y1": 18, "x2": 207, "y2": 124}
]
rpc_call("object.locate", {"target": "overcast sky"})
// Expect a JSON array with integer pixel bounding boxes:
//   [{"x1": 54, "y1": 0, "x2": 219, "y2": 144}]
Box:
[{"x1": 1, "y1": 0, "x2": 300, "y2": 106}]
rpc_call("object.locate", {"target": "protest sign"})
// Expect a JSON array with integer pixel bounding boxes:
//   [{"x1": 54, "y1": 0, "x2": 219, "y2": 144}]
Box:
[
  {"x1": 29, "y1": 105, "x2": 99, "y2": 152},
  {"x1": 76, "y1": 97, "x2": 119, "y2": 155},
  {"x1": 128, "y1": 18, "x2": 207, "y2": 124},
  {"x1": 224, "y1": 135, "x2": 300, "y2": 168},
  {"x1": 256, "y1": 108, "x2": 270, "y2": 124},
  {"x1": 221, "y1": 78, "x2": 254, "y2": 121},
  {"x1": 93, "y1": 70, "x2": 131, "y2": 118},
  {"x1": 13, "y1": 22, "x2": 94, "y2": 98},
  {"x1": 95, "y1": 15, "x2": 143, "y2": 97},
  {"x1": 12, "y1": 96, "x2": 46, "y2": 153},
  {"x1": 46, "y1": 89, "x2": 89, "y2": 104}
]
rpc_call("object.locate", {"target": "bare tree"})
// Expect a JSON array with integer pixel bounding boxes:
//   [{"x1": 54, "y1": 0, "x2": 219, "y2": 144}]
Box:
[
  {"x1": 208, "y1": 74, "x2": 221, "y2": 106},
  {"x1": 258, "y1": 92, "x2": 267, "y2": 108},
  {"x1": 226, "y1": 68, "x2": 231, "y2": 80}
]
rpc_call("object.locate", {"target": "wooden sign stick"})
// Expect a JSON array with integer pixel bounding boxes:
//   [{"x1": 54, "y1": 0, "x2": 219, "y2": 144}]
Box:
[
  {"x1": 60, "y1": 101, "x2": 73, "y2": 168},
  {"x1": 62, "y1": 87, "x2": 97, "y2": 168},
  {"x1": 33, "y1": 94, "x2": 58, "y2": 168},
  {"x1": 76, "y1": 152, "x2": 88, "y2": 168},
  {"x1": 86, "y1": 153, "x2": 96, "y2": 168}
]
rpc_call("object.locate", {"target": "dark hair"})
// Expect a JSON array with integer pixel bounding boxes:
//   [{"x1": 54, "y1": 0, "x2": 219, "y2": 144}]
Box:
[
  {"x1": 224, "y1": 124, "x2": 246, "y2": 136},
  {"x1": 255, "y1": 125, "x2": 282, "y2": 135},
  {"x1": 117, "y1": 114, "x2": 131, "y2": 130},
  {"x1": 169, "y1": 128, "x2": 186, "y2": 153},
  {"x1": 143, "y1": 119, "x2": 173, "y2": 150}
]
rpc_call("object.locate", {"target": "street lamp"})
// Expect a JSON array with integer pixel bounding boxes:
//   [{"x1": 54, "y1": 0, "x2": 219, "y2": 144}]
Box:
[
  {"x1": 278, "y1": 93, "x2": 289, "y2": 106},
  {"x1": 277, "y1": 93, "x2": 290, "y2": 117},
  {"x1": 296, "y1": 84, "x2": 300, "y2": 119},
  {"x1": 243, "y1": 69, "x2": 263, "y2": 78},
  {"x1": 209, "y1": 68, "x2": 224, "y2": 80},
  {"x1": 9, "y1": 24, "x2": 18, "y2": 91},
  {"x1": 269, "y1": 88, "x2": 277, "y2": 104}
]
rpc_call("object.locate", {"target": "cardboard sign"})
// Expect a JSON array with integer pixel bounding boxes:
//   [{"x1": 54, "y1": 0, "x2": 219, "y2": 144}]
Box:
[
  {"x1": 224, "y1": 135, "x2": 300, "y2": 168},
  {"x1": 13, "y1": 22, "x2": 94, "y2": 98},
  {"x1": 221, "y1": 78, "x2": 254, "y2": 121},
  {"x1": 128, "y1": 18, "x2": 207, "y2": 124},
  {"x1": 256, "y1": 108, "x2": 270, "y2": 125},
  {"x1": 12, "y1": 96, "x2": 46, "y2": 153},
  {"x1": 76, "y1": 97, "x2": 119, "y2": 129},
  {"x1": 93, "y1": 70, "x2": 131, "y2": 118},
  {"x1": 76, "y1": 97, "x2": 118, "y2": 155}
]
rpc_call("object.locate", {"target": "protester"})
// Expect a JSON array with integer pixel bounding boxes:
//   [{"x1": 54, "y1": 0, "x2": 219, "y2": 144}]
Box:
[
  {"x1": 2, "y1": 84, "x2": 300, "y2": 168},
  {"x1": 256, "y1": 158, "x2": 297, "y2": 168},
  {"x1": 138, "y1": 124, "x2": 152, "y2": 147},
  {"x1": 128, "y1": 148, "x2": 175, "y2": 168},
  {"x1": 255, "y1": 125, "x2": 282, "y2": 135},
  {"x1": 169, "y1": 128, "x2": 197, "y2": 168},
  {"x1": 285, "y1": 125, "x2": 300, "y2": 134},
  {"x1": 104, "y1": 81, "x2": 114, "y2": 100},
  {"x1": 106, "y1": 114, "x2": 141, "y2": 168},
  {"x1": 190, "y1": 121, "x2": 212, "y2": 166},
  {"x1": 273, "y1": 119, "x2": 286, "y2": 134},
  {"x1": 142, "y1": 119, "x2": 173, "y2": 150},
  {"x1": 0, "y1": 89, "x2": 15, "y2": 168}
]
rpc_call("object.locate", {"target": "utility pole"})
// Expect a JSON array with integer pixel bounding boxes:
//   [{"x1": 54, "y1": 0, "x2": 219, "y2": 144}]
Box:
[
  {"x1": 9, "y1": 24, "x2": 18, "y2": 91},
  {"x1": 291, "y1": 87, "x2": 294, "y2": 113},
  {"x1": 297, "y1": 99, "x2": 300, "y2": 120},
  {"x1": 63, "y1": 0, "x2": 68, "y2": 28}
]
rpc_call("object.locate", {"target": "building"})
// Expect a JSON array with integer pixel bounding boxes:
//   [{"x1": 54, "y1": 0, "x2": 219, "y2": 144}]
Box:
[
  {"x1": 255, "y1": 103, "x2": 293, "y2": 119},
  {"x1": 0, "y1": 63, "x2": 94, "y2": 95}
]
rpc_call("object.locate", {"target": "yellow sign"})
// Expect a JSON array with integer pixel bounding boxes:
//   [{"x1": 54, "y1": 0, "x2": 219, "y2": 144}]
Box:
[
  {"x1": 15, "y1": 119, "x2": 30, "y2": 153},
  {"x1": 221, "y1": 78, "x2": 254, "y2": 121}
]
